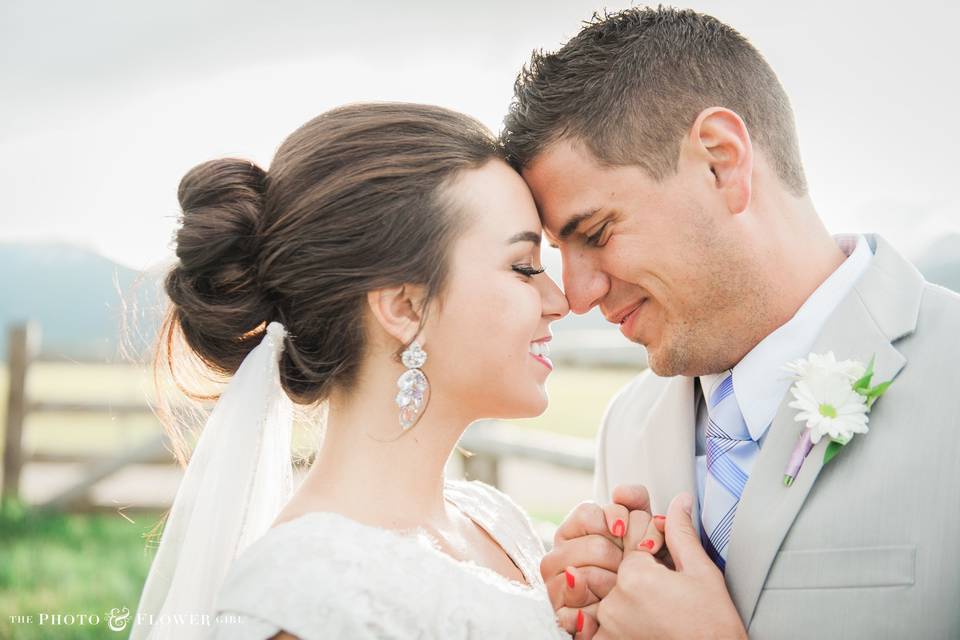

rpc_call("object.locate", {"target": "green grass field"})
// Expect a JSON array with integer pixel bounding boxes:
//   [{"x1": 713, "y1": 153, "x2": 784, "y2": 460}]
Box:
[
  {"x1": 0, "y1": 361, "x2": 641, "y2": 636},
  {"x1": 507, "y1": 364, "x2": 639, "y2": 438},
  {"x1": 0, "y1": 498, "x2": 161, "y2": 639}
]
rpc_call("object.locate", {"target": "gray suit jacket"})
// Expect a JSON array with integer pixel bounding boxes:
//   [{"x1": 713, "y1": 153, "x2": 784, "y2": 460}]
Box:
[{"x1": 593, "y1": 234, "x2": 960, "y2": 638}]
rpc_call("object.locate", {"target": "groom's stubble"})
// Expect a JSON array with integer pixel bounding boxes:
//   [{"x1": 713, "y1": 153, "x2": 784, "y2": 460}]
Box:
[{"x1": 642, "y1": 206, "x2": 779, "y2": 379}]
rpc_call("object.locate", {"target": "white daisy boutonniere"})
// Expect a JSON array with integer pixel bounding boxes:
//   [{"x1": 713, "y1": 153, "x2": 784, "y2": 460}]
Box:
[{"x1": 781, "y1": 351, "x2": 893, "y2": 486}]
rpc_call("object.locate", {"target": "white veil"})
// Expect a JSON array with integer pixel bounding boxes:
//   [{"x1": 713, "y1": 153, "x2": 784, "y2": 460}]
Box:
[{"x1": 129, "y1": 321, "x2": 294, "y2": 639}]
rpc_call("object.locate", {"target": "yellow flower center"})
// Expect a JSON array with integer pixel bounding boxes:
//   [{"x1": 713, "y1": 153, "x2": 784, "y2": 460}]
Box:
[{"x1": 819, "y1": 403, "x2": 838, "y2": 418}]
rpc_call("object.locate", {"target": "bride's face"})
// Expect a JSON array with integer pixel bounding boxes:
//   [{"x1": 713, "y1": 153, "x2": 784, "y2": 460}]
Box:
[{"x1": 424, "y1": 158, "x2": 569, "y2": 418}]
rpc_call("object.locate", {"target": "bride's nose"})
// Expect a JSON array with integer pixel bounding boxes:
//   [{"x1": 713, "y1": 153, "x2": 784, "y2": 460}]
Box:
[{"x1": 539, "y1": 274, "x2": 570, "y2": 320}]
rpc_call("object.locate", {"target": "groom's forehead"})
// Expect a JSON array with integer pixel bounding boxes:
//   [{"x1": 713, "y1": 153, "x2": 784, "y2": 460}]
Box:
[
  {"x1": 524, "y1": 168, "x2": 602, "y2": 235},
  {"x1": 522, "y1": 140, "x2": 605, "y2": 204},
  {"x1": 525, "y1": 175, "x2": 599, "y2": 237}
]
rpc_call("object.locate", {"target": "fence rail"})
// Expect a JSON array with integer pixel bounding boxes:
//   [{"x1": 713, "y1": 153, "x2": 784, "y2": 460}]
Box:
[
  {"x1": 459, "y1": 419, "x2": 595, "y2": 486},
  {"x1": 28, "y1": 400, "x2": 158, "y2": 415},
  {"x1": 2, "y1": 322, "x2": 597, "y2": 513}
]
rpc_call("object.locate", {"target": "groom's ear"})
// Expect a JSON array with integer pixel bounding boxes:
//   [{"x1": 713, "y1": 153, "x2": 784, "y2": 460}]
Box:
[
  {"x1": 687, "y1": 107, "x2": 753, "y2": 215},
  {"x1": 366, "y1": 285, "x2": 428, "y2": 347}
]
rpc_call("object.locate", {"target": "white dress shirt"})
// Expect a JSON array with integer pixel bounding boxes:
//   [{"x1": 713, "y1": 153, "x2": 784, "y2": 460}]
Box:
[{"x1": 694, "y1": 234, "x2": 874, "y2": 508}]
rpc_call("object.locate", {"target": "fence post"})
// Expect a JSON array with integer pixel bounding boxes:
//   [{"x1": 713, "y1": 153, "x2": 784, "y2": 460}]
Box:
[{"x1": 3, "y1": 322, "x2": 39, "y2": 501}]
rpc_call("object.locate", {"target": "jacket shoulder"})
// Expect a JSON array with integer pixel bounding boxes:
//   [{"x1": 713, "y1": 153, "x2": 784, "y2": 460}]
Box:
[
  {"x1": 603, "y1": 368, "x2": 673, "y2": 423},
  {"x1": 908, "y1": 281, "x2": 960, "y2": 355},
  {"x1": 596, "y1": 367, "x2": 675, "y2": 449}
]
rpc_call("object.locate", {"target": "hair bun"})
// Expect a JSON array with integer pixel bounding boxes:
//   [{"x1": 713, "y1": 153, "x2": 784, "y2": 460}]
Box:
[
  {"x1": 166, "y1": 158, "x2": 271, "y2": 375},
  {"x1": 175, "y1": 158, "x2": 266, "y2": 274}
]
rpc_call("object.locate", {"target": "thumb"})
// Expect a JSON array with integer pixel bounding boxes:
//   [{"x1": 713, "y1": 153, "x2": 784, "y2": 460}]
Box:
[
  {"x1": 664, "y1": 492, "x2": 712, "y2": 575},
  {"x1": 610, "y1": 484, "x2": 651, "y2": 513}
]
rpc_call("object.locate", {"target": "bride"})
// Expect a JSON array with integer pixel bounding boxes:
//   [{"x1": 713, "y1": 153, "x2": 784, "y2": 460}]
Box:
[{"x1": 130, "y1": 102, "x2": 575, "y2": 639}]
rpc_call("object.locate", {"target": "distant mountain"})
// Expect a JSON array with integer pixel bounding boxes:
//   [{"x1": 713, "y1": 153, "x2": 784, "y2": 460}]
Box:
[
  {"x1": 1, "y1": 235, "x2": 957, "y2": 361},
  {"x1": 0, "y1": 243, "x2": 165, "y2": 361}
]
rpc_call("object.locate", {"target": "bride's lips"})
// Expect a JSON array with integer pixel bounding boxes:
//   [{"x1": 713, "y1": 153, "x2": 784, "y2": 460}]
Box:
[
  {"x1": 618, "y1": 299, "x2": 648, "y2": 339},
  {"x1": 529, "y1": 337, "x2": 554, "y2": 371}
]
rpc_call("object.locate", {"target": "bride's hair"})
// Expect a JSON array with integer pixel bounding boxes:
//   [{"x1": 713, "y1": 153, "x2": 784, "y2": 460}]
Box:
[{"x1": 156, "y1": 103, "x2": 500, "y2": 416}]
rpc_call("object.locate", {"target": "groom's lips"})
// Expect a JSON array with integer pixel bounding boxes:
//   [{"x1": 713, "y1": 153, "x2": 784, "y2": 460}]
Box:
[
  {"x1": 612, "y1": 299, "x2": 648, "y2": 338},
  {"x1": 607, "y1": 299, "x2": 648, "y2": 325}
]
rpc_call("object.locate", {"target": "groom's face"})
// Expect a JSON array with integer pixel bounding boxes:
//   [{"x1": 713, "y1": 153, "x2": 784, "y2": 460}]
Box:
[{"x1": 522, "y1": 138, "x2": 744, "y2": 376}]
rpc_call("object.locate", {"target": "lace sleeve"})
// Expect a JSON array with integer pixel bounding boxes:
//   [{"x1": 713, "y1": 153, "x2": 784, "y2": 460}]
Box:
[
  {"x1": 443, "y1": 479, "x2": 548, "y2": 587},
  {"x1": 210, "y1": 515, "x2": 426, "y2": 640},
  {"x1": 210, "y1": 490, "x2": 569, "y2": 640}
]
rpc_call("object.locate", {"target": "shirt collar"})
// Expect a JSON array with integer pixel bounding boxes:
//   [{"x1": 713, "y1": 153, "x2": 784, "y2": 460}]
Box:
[{"x1": 701, "y1": 234, "x2": 873, "y2": 441}]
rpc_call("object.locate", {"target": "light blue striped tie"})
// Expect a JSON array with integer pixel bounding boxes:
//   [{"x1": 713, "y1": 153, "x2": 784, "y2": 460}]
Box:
[{"x1": 700, "y1": 373, "x2": 760, "y2": 571}]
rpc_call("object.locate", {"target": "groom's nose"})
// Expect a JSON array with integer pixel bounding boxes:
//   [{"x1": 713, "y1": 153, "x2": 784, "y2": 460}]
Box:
[{"x1": 562, "y1": 251, "x2": 608, "y2": 314}]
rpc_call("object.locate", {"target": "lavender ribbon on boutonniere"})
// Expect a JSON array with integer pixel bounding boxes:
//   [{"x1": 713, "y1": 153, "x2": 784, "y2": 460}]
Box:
[{"x1": 781, "y1": 352, "x2": 893, "y2": 486}]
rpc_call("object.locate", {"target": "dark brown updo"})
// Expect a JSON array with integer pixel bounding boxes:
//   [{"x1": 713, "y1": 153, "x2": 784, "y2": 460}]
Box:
[{"x1": 158, "y1": 103, "x2": 501, "y2": 406}]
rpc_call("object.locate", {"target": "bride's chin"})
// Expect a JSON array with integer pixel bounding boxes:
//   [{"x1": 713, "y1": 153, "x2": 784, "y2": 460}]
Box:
[
  {"x1": 484, "y1": 381, "x2": 549, "y2": 420},
  {"x1": 513, "y1": 389, "x2": 549, "y2": 419}
]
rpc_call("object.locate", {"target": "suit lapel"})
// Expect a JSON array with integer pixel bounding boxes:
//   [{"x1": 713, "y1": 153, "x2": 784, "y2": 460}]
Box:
[
  {"x1": 723, "y1": 234, "x2": 922, "y2": 625},
  {"x1": 634, "y1": 375, "x2": 699, "y2": 521}
]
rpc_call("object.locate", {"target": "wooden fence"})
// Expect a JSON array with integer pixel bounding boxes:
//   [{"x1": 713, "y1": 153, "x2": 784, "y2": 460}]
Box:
[
  {"x1": 1, "y1": 322, "x2": 595, "y2": 513},
  {"x1": 1, "y1": 322, "x2": 174, "y2": 511}
]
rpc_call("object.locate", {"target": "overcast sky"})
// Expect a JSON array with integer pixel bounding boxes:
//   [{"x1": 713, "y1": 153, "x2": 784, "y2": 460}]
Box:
[{"x1": 2, "y1": 0, "x2": 958, "y2": 272}]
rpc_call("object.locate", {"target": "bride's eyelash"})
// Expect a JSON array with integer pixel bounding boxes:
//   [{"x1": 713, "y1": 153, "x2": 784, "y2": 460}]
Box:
[{"x1": 512, "y1": 264, "x2": 546, "y2": 278}]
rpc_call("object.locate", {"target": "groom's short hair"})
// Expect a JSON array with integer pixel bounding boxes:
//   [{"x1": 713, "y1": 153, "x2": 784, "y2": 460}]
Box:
[{"x1": 502, "y1": 7, "x2": 808, "y2": 196}]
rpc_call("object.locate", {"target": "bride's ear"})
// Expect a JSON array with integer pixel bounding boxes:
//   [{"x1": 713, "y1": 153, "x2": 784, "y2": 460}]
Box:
[{"x1": 366, "y1": 284, "x2": 428, "y2": 347}]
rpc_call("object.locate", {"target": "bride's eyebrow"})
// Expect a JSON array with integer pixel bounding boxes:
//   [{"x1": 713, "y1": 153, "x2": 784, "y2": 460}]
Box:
[{"x1": 507, "y1": 231, "x2": 542, "y2": 246}]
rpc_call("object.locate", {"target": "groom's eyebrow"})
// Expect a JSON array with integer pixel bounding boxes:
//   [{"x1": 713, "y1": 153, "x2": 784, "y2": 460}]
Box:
[
  {"x1": 558, "y1": 208, "x2": 602, "y2": 240},
  {"x1": 507, "y1": 231, "x2": 542, "y2": 246}
]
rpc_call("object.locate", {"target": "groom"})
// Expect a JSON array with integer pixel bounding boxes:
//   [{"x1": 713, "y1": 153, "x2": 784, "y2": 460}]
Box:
[{"x1": 502, "y1": 7, "x2": 960, "y2": 639}]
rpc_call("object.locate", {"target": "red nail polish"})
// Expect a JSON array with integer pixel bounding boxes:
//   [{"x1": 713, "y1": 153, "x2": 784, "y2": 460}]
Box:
[
  {"x1": 653, "y1": 514, "x2": 666, "y2": 522},
  {"x1": 638, "y1": 539, "x2": 655, "y2": 551},
  {"x1": 576, "y1": 609, "x2": 585, "y2": 632},
  {"x1": 565, "y1": 568, "x2": 575, "y2": 589},
  {"x1": 612, "y1": 518, "x2": 625, "y2": 537}
]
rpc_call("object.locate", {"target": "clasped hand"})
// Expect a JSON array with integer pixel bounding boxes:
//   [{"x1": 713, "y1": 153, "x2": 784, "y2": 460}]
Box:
[{"x1": 541, "y1": 485, "x2": 747, "y2": 639}]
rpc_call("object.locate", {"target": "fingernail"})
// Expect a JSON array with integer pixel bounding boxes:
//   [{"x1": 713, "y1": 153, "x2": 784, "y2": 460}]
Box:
[
  {"x1": 576, "y1": 609, "x2": 585, "y2": 632},
  {"x1": 612, "y1": 518, "x2": 625, "y2": 537},
  {"x1": 653, "y1": 515, "x2": 666, "y2": 522},
  {"x1": 565, "y1": 568, "x2": 575, "y2": 589},
  {"x1": 678, "y1": 493, "x2": 693, "y2": 515},
  {"x1": 637, "y1": 539, "x2": 655, "y2": 551}
]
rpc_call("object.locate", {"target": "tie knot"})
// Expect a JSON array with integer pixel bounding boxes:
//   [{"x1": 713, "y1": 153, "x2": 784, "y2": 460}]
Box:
[
  {"x1": 706, "y1": 374, "x2": 752, "y2": 442},
  {"x1": 708, "y1": 373, "x2": 735, "y2": 408}
]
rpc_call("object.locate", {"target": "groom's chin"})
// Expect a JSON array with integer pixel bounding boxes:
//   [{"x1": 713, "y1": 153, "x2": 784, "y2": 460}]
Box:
[{"x1": 644, "y1": 344, "x2": 689, "y2": 379}]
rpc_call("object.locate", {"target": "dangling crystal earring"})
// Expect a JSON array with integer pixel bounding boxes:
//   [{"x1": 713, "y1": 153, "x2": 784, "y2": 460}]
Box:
[{"x1": 395, "y1": 341, "x2": 430, "y2": 431}]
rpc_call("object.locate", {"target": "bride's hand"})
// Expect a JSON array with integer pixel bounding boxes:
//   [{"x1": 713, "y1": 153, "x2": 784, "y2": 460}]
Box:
[
  {"x1": 540, "y1": 497, "x2": 621, "y2": 639},
  {"x1": 575, "y1": 486, "x2": 668, "y2": 638},
  {"x1": 613, "y1": 485, "x2": 666, "y2": 561},
  {"x1": 542, "y1": 485, "x2": 661, "y2": 637},
  {"x1": 542, "y1": 485, "x2": 651, "y2": 604}
]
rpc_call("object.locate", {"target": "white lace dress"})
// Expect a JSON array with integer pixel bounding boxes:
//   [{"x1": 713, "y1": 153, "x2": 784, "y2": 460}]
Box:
[{"x1": 209, "y1": 479, "x2": 571, "y2": 639}]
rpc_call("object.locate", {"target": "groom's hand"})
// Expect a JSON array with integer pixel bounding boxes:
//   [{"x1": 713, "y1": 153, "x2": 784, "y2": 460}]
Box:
[{"x1": 593, "y1": 493, "x2": 747, "y2": 640}]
